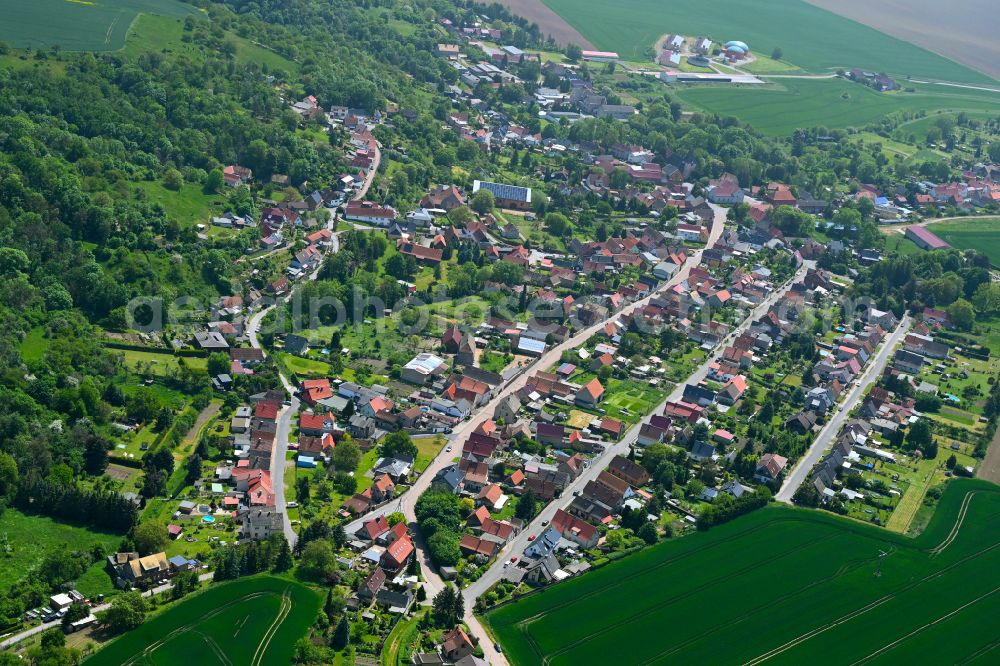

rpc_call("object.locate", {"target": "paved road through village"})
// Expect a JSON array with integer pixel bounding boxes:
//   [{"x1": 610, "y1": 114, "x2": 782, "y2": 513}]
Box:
[
  {"x1": 776, "y1": 314, "x2": 912, "y2": 502},
  {"x1": 464, "y1": 259, "x2": 814, "y2": 608}
]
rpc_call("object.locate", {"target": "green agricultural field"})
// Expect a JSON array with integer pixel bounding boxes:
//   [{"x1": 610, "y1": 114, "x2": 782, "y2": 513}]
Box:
[
  {"x1": 485, "y1": 480, "x2": 1000, "y2": 666},
  {"x1": 88, "y1": 575, "x2": 320, "y2": 666},
  {"x1": 542, "y1": 0, "x2": 992, "y2": 84},
  {"x1": 925, "y1": 218, "x2": 1000, "y2": 266},
  {"x1": 0, "y1": 510, "x2": 123, "y2": 590},
  {"x1": 674, "y1": 78, "x2": 1000, "y2": 135},
  {"x1": 0, "y1": 0, "x2": 195, "y2": 52}
]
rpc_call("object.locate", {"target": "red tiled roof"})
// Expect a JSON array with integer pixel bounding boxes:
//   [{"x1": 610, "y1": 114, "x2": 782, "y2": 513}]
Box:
[
  {"x1": 255, "y1": 401, "x2": 280, "y2": 420},
  {"x1": 363, "y1": 515, "x2": 390, "y2": 540},
  {"x1": 579, "y1": 378, "x2": 605, "y2": 401},
  {"x1": 383, "y1": 535, "x2": 414, "y2": 568},
  {"x1": 300, "y1": 411, "x2": 335, "y2": 431}
]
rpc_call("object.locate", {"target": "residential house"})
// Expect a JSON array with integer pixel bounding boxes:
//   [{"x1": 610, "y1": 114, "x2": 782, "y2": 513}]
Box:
[
  {"x1": 421, "y1": 184, "x2": 465, "y2": 211},
  {"x1": 357, "y1": 516, "x2": 390, "y2": 543},
  {"x1": 460, "y1": 534, "x2": 499, "y2": 560},
  {"x1": 345, "y1": 201, "x2": 398, "y2": 226},
  {"x1": 607, "y1": 455, "x2": 650, "y2": 487},
  {"x1": 107, "y1": 552, "x2": 170, "y2": 588},
  {"x1": 551, "y1": 509, "x2": 599, "y2": 548},
  {"x1": 575, "y1": 378, "x2": 605, "y2": 408},
  {"x1": 381, "y1": 535, "x2": 414, "y2": 573},
  {"x1": 359, "y1": 567, "x2": 387, "y2": 602},
  {"x1": 299, "y1": 411, "x2": 336, "y2": 437},
  {"x1": 238, "y1": 507, "x2": 284, "y2": 541},
  {"x1": 441, "y1": 628, "x2": 475, "y2": 662},
  {"x1": 754, "y1": 453, "x2": 788, "y2": 483}
]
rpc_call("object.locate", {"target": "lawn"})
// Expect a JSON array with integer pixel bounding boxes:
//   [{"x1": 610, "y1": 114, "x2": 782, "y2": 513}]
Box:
[
  {"x1": 485, "y1": 479, "x2": 1000, "y2": 665},
  {"x1": 883, "y1": 232, "x2": 923, "y2": 257},
  {"x1": 0, "y1": 0, "x2": 195, "y2": 52},
  {"x1": 0, "y1": 510, "x2": 123, "y2": 590},
  {"x1": 738, "y1": 53, "x2": 802, "y2": 75},
  {"x1": 88, "y1": 575, "x2": 320, "y2": 665},
  {"x1": 925, "y1": 217, "x2": 1000, "y2": 266},
  {"x1": 479, "y1": 350, "x2": 512, "y2": 375},
  {"x1": 602, "y1": 379, "x2": 663, "y2": 423},
  {"x1": 277, "y1": 352, "x2": 334, "y2": 378},
  {"x1": 674, "y1": 78, "x2": 1000, "y2": 135},
  {"x1": 541, "y1": 0, "x2": 991, "y2": 84},
  {"x1": 413, "y1": 435, "x2": 447, "y2": 473}
]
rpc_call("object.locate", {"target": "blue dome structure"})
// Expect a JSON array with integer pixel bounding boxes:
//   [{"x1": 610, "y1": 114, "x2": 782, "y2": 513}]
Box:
[
  {"x1": 727, "y1": 45, "x2": 746, "y2": 55},
  {"x1": 725, "y1": 40, "x2": 749, "y2": 52}
]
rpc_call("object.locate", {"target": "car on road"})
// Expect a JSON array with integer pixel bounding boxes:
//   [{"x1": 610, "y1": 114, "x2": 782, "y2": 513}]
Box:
[
  {"x1": 527, "y1": 534, "x2": 536, "y2": 541},
  {"x1": 494, "y1": 644, "x2": 503, "y2": 653},
  {"x1": 509, "y1": 556, "x2": 517, "y2": 563},
  {"x1": 445, "y1": 445, "x2": 452, "y2": 452},
  {"x1": 541, "y1": 520, "x2": 549, "y2": 526},
  {"x1": 503, "y1": 559, "x2": 511, "y2": 568},
  {"x1": 573, "y1": 490, "x2": 580, "y2": 496}
]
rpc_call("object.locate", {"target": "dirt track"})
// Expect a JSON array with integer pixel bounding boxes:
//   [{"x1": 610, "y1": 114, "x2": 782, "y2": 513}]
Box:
[
  {"x1": 977, "y1": 427, "x2": 1000, "y2": 484},
  {"x1": 805, "y1": 0, "x2": 1000, "y2": 82},
  {"x1": 494, "y1": 0, "x2": 593, "y2": 48}
]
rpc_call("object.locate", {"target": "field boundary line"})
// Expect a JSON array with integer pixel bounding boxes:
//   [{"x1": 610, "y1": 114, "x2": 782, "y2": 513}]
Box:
[{"x1": 849, "y1": 583, "x2": 1000, "y2": 665}]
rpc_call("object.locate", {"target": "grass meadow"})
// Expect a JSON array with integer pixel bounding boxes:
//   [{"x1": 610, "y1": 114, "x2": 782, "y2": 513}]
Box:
[
  {"x1": 925, "y1": 218, "x2": 1000, "y2": 266},
  {"x1": 485, "y1": 479, "x2": 1000, "y2": 665},
  {"x1": 88, "y1": 575, "x2": 320, "y2": 665},
  {"x1": 0, "y1": 0, "x2": 195, "y2": 52},
  {"x1": 542, "y1": 0, "x2": 991, "y2": 84},
  {"x1": 0, "y1": 510, "x2": 122, "y2": 590}
]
